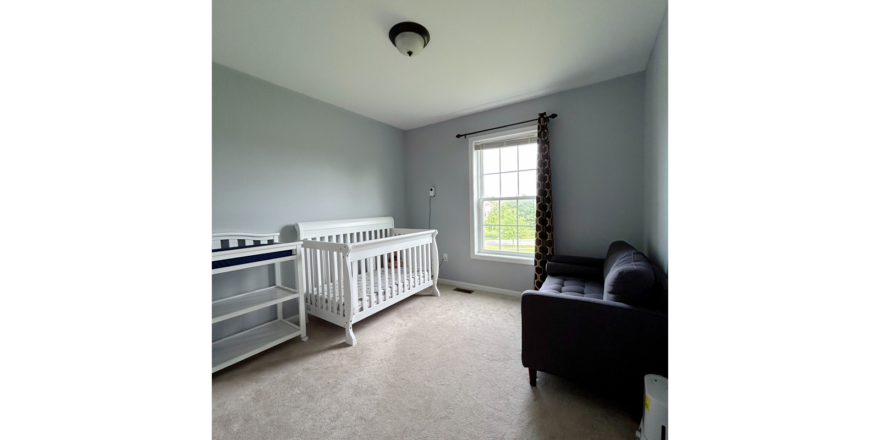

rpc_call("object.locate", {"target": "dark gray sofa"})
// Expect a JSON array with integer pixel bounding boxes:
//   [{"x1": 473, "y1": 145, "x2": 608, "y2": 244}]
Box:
[{"x1": 521, "y1": 241, "x2": 668, "y2": 397}]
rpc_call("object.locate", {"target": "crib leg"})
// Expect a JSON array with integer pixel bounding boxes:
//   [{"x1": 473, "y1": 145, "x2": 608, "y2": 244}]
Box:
[
  {"x1": 431, "y1": 285, "x2": 440, "y2": 296},
  {"x1": 345, "y1": 323, "x2": 357, "y2": 346}
]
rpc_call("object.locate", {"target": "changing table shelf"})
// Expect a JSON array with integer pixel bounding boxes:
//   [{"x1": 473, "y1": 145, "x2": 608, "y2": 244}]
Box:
[
  {"x1": 212, "y1": 320, "x2": 302, "y2": 373},
  {"x1": 212, "y1": 232, "x2": 307, "y2": 373},
  {"x1": 212, "y1": 286, "x2": 300, "y2": 324}
]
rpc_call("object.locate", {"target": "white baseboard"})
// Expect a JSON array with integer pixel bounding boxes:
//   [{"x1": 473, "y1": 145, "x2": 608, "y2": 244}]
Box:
[{"x1": 437, "y1": 278, "x2": 522, "y2": 298}]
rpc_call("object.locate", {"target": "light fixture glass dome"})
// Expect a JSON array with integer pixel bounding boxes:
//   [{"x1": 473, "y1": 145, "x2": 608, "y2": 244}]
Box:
[
  {"x1": 394, "y1": 32, "x2": 425, "y2": 57},
  {"x1": 389, "y1": 22, "x2": 430, "y2": 58}
]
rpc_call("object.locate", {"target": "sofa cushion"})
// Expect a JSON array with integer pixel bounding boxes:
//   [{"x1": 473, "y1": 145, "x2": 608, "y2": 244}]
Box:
[
  {"x1": 540, "y1": 275, "x2": 603, "y2": 299},
  {"x1": 603, "y1": 240, "x2": 638, "y2": 279},
  {"x1": 603, "y1": 251, "x2": 656, "y2": 304}
]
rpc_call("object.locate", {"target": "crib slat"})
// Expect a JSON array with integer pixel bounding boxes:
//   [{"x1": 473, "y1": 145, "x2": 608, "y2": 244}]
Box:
[
  {"x1": 360, "y1": 259, "x2": 367, "y2": 311},
  {"x1": 417, "y1": 245, "x2": 422, "y2": 286},
  {"x1": 397, "y1": 249, "x2": 406, "y2": 293},
  {"x1": 417, "y1": 245, "x2": 422, "y2": 287},
  {"x1": 335, "y1": 236, "x2": 341, "y2": 314},
  {"x1": 373, "y1": 255, "x2": 380, "y2": 305},
  {"x1": 419, "y1": 244, "x2": 425, "y2": 285},
  {"x1": 311, "y1": 248, "x2": 318, "y2": 309},
  {"x1": 334, "y1": 239, "x2": 340, "y2": 314},
  {"x1": 368, "y1": 249, "x2": 373, "y2": 310},
  {"x1": 394, "y1": 251, "x2": 399, "y2": 296},
  {"x1": 325, "y1": 239, "x2": 332, "y2": 313},
  {"x1": 312, "y1": 248, "x2": 319, "y2": 308},
  {"x1": 378, "y1": 231, "x2": 385, "y2": 300},
  {"x1": 415, "y1": 245, "x2": 421, "y2": 286},
  {"x1": 327, "y1": 237, "x2": 336, "y2": 314},
  {"x1": 404, "y1": 247, "x2": 410, "y2": 293},
  {"x1": 337, "y1": 247, "x2": 344, "y2": 316},
  {"x1": 369, "y1": 256, "x2": 376, "y2": 308},
  {"x1": 411, "y1": 247, "x2": 416, "y2": 291},
  {"x1": 321, "y1": 248, "x2": 327, "y2": 309},
  {"x1": 305, "y1": 248, "x2": 312, "y2": 306},
  {"x1": 418, "y1": 244, "x2": 423, "y2": 285},
  {"x1": 421, "y1": 244, "x2": 427, "y2": 284},
  {"x1": 388, "y1": 251, "x2": 393, "y2": 296},
  {"x1": 391, "y1": 251, "x2": 397, "y2": 297},
  {"x1": 314, "y1": 249, "x2": 320, "y2": 310},
  {"x1": 333, "y1": 235, "x2": 340, "y2": 315},
  {"x1": 412, "y1": 245, "x2": 417, "y2": 289},
  {"x1": 364, "y1": 257, "x2": 370, "y2": 309},
  {"x1": 315, "y1": 248, "x2": 322, "y2": 310},
  {"x1": 382, "y1": 253, "x2": 388, "y2": 302},
  {"x1": 375, "y1": 255, "x2": 382, "y2": 304}
]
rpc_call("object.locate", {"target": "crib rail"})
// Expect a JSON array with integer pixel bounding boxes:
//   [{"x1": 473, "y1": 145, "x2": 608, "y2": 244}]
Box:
[{"x1": 301, "y1": 229, "x2": 439, "y2": 326}]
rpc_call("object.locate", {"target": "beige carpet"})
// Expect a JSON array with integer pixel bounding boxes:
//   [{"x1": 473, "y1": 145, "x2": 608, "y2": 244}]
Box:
[{"x1": 213, "y1": 284, "x2": 639, "y2": 439}]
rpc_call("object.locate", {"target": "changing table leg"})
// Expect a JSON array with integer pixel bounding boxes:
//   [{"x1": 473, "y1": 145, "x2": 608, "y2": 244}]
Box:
[
  {"x1": 296, "y1": 250, "x2": 308, "y2": 341},
  {"x1": 345, "y1": 323, "x2": 357, "y2": 346}
]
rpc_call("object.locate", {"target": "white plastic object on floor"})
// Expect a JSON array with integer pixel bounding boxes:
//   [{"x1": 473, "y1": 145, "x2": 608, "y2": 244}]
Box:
[{"x1": 638, "y1": 374, "x2": 668, "y2": 440}]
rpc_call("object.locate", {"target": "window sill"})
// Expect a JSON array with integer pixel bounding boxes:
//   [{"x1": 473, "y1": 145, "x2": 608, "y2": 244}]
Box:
[{"x1": 471, "y1": 251, "x2": 534, "y2": 265}]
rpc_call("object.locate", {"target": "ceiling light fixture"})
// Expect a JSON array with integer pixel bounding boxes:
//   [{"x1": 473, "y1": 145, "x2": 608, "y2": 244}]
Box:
[{"x1": 389, "y1": 22, "x2": 430, "y2": 57}]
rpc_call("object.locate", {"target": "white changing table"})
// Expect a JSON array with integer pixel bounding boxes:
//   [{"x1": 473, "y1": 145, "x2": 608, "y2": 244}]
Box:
[{"x1": 212, "y1": 233, "x2": 307, "y2": 373}]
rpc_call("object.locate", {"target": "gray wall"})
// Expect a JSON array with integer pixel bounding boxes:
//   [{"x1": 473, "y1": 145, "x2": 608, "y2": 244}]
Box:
[
  {"x1": 212, "y1": 63, "x2": 407, "y2": 341},
  {"x1": 644, "y1": 10, "x2": 668, "y2": 273},
  {"x1": 404, "y1": 73, "x2": 646, "y2": 292}
]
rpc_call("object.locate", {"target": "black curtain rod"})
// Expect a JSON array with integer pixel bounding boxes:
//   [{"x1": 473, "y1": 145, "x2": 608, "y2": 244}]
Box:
[{"x1": 455, "y1": 113, "x2": 557, "y2": 139}]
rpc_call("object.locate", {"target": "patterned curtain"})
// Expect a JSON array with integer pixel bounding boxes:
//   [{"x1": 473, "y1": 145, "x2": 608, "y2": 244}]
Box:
[{"x1": 533, "y1": 112, "x2": 555, "y2": 289}]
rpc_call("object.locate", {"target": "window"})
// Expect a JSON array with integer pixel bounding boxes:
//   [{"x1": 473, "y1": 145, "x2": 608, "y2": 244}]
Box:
[{"x1": 469, "y1": 125, "x2": 538, "y2": 264}]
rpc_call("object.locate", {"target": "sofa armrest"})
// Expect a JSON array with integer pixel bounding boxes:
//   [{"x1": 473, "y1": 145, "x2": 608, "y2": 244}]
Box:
[
  {"x1": 550, "y1": 254, "x2": 604, "y2": 268},
  {"x1": 546, "y1": 262, "x2": 603, "y2": 280},
  {"x1": 521, "y1": 291, "x2": 668, "y2": 391},
  {"x1": 547, "y1": 254, "x2": 604, "y2": 280}
]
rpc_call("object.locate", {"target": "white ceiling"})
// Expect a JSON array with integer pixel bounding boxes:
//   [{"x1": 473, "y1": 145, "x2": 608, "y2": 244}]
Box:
[{"x1": 213, "y1": 0, "x2": 668, "y2": 130}]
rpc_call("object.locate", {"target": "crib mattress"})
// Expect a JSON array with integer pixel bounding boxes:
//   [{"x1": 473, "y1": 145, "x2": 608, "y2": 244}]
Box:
[{"x1": 310, "y1": 267, "x2": 431, "y2": 314}]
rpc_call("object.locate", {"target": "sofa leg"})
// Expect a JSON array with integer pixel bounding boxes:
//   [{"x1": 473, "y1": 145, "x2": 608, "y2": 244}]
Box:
[{"x1": 529, "y1": 368, "x2": 537, "y2": 387}]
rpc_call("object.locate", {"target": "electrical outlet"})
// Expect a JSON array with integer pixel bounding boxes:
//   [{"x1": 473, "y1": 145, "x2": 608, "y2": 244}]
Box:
[
  {"x1": 429, "y1": 187, "x2": 435, "y2": 197},
  {"x1": 442, "y1": 253, "x2": 448, "y2": 262}
]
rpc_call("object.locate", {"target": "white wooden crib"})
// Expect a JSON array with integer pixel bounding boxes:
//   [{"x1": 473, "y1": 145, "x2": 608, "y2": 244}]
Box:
[{"x1": 296, "y1": 217, "x2": 440, "y2": 346}]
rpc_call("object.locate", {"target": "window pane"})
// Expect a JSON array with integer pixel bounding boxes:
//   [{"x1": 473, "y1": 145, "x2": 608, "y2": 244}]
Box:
[
  {"x1": 500, "y1": 172, "x2": 517, "y2": 197},
  {"x1": 483, "y1": 225, "x2": 500, "y2": 250},
  {"x1": 500, "y1": 200, "x2": 517, "y2": 225},
  {"x1": 483, "y1": 174, "x2": 500, "y2": 197},
  {"x1": 483, "y1": 200, "x2": 499, "y2": 227},
  {"x1": 519, "y1": 143, "x2": 537, "y2": 170},
  {"x1": 518, "y1": 170, "x2": 537, "y2": 196},
  {"x1": 500, "y1": 226, "x2": 517, "y2": 252},
  {"x1": 518, "y1": 199, "x2": 536, "y2": 226},
  {"x1": 482, "y1": 149, "x2": 499, "y2": 174},
  {"x1": 518, "y1": 227, "x2": 536, "y2": 253},
  {"x1": 499, "y1": 146, "x2": 517, "y2": 172}
]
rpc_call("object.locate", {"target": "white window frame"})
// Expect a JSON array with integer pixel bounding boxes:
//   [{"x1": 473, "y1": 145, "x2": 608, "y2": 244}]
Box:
[{"x1": 468, "y1": 124, "x2": 538, "y2": 265}]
